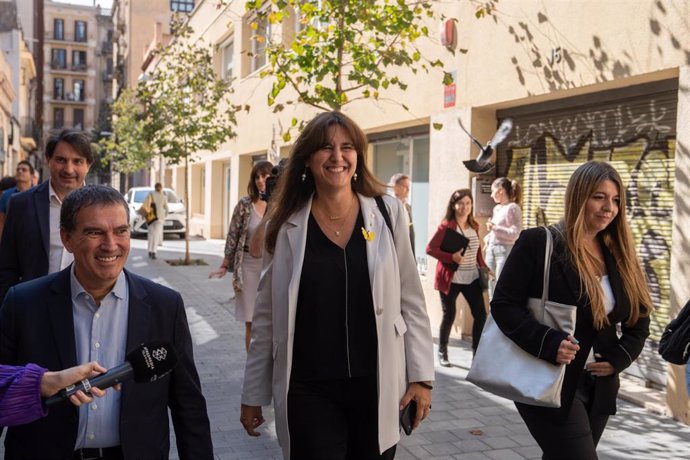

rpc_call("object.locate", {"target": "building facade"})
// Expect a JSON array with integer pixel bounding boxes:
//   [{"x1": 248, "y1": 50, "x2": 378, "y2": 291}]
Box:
[
  {"x1": 144, "y1": 0, "x2": 690, "y2": 421},
  {"x1": 43, "y1": 1, "x2": 110, "y2": 140},
  {"x1": 0, "y1": 0, "x2": 38, "y2": 177}
]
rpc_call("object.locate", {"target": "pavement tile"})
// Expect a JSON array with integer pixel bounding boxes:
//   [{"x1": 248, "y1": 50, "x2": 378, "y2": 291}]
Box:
[{"x1": 4, "y1": 238, "x2": 690, "y2": 460}]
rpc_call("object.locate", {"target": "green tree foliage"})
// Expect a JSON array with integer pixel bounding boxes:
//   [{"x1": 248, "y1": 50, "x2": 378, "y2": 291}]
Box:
[
  {"x1": 137, "y1": 16, "x2": 239, "y2": 263},
  {"x1": 98, "y1": 88, "x2": 151, "y2": 180},
  {"x1": 245, "y1": 0, "x2": 450, "y2": 140}
]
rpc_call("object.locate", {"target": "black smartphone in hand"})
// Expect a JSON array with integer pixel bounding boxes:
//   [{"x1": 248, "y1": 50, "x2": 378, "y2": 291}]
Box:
[{"x1": 399, "y1": 400, "x2": 417, "y2": 436}]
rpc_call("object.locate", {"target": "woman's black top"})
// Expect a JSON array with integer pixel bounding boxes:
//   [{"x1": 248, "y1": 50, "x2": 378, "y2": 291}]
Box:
[{"x1": 290, "y1": 210, "x2": 378, "y2": 381}]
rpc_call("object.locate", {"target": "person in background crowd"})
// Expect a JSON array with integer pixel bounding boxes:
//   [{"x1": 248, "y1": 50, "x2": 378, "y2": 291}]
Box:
[
  {"x1": 0, "y1": 361, "x2": 107, "y2": 427},
  {"x1": 145, "y1": 183, "x2": 169, "y2": 260},
  {"x1": 426, "y1": 189, "x2": 489, "y2": 366},
  {"x1": 390, "y1": 173, "x2": 415, "y2": 256},
  {"x1": 485, "y1": 177, "x2": 522, "y2": 298},
  {"x1": 0, "y1": 129, "x2": 93, "y2": 301},
  {"x1": 491, "y1": 161, "x2": 652, "y2": 460},
  {"x1": 209, "y1": 160, "x2": 273, "y2": 351},
  {"x1": 0, "y1": 163, "x2": 32, "y2": 238},
  {"x1": 240, "y1": 111, "x2": 433, "y2": 459}
]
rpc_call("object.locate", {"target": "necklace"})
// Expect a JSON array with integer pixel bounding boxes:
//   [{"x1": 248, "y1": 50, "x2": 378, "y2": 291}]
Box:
[
  {"x1": 315, "y1": 196, "x2": 356, "y2": 237},
  {"x1": 324, "y1": 195, "x2": 356, "y2": 220}
]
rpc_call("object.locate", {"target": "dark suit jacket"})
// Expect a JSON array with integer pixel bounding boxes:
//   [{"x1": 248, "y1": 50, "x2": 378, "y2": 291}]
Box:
[
  {"x1": 0, "y1": 267, "x2": 214, "y2": 460},
  {"x1": 0, "y1": 181, "x2": 50, "y2": 301},
  {"x1": 491, "y1": 226, "x2": 650, "y2": 416}
]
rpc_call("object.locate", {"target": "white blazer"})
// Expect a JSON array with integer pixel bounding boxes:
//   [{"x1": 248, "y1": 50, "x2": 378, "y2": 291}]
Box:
[{"x1": 241, "y1": 193, "x2": 434, "y2": 459}]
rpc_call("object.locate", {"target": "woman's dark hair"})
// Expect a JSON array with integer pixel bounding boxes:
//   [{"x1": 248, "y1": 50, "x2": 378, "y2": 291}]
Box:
[
  {"x1": 60, "y1": 184, "x2": 129, "y2": 232},
  {"x1": 492, "y1": 177, "x2": 522, "y2": 207},
  {"x1": 0, "y1": 176, "x2": 17, "y2": 191},
  {"x1": 443, "y1": 188, "x2": 479, "y2": 232},
  {"x1": 45, "y1": 128, "x2": 94, "y2": 164},
  {"x1": 247, "y1": 160, "x2": 273, "y2": 201},
  {"x1": 265, "y1": 111, "x2": 386, "y2": 253}
]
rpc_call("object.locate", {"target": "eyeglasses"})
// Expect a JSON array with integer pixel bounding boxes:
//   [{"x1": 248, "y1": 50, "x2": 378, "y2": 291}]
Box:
[{"x1": 16, "y1": 167, "x2": 30, "y2": 173}]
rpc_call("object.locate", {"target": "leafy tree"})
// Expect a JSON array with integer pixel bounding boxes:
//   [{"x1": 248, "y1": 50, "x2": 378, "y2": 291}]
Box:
[
  {"x1": 245, "y1": 0, "x2": 451, "y2": 140},
  {"x1": 137, "y1": 16, "x2": 238, "y2": 264},
  {"x1": 98, "y1": 88, "x2": 151, "y2": 191}
]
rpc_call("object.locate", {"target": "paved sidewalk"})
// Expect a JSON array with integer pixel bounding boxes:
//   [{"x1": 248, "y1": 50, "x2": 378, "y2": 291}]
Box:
[{"x1": 3, "y1": 237, "x2": 690, "y2": 459}]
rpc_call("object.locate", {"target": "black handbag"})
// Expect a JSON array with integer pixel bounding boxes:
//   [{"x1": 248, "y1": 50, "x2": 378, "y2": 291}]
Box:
[{"x1": 659, "y1": 300, "x2": 690, "y2": 365}]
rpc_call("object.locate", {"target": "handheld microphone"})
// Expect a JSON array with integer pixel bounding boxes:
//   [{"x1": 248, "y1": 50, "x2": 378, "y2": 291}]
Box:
[{"x1": 45, "y1": 341, "x2": 178, "y2": 407}]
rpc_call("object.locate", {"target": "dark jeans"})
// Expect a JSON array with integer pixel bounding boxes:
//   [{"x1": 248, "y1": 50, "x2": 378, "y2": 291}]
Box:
[
  {"x1": 439, "y1": 280, "x2": 486, "y2": 352},
  {"x1": 288, "y1": 375, "x2": 396, "y2": 460},
  {"x1": 516, "y1": 373, "x2": 610, "y2": 460}
]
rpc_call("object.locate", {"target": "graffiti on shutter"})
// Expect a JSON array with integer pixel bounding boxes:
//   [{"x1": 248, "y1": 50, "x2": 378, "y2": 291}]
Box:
[{"x1": 495, "y1": 80, "x2": 677, "y2": 386}]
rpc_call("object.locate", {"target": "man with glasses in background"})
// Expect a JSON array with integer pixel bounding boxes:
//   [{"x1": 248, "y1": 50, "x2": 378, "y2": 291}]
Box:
[{"x1": 0, "y1": 160, "x2": 35, "y2": 239}]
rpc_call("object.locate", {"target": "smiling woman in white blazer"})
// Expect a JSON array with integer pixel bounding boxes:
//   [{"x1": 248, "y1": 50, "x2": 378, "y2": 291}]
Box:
[{"x1": 240, "y1": 111, "x2": 434, "y2": 459}]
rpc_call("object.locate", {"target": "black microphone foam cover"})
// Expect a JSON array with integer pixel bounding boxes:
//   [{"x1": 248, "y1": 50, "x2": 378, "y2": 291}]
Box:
[{"x1": 126, "y1": 341, "x2": 178, "y2": 383}]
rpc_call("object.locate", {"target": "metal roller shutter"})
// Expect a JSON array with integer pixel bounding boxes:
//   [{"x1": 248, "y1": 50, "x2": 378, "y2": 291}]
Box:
[{"x1": 495, "y1": 79, "x2": 678, "y2": 387}]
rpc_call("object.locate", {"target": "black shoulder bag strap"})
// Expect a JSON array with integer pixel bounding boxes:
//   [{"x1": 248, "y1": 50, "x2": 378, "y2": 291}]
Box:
[{"x1": 374, "y1": 195, "x2": 394, "y2": 239}]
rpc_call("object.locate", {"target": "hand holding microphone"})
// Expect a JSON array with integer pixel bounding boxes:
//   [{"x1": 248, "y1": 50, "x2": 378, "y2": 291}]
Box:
[{"x1": 44, "y1": 341, "x2": 178, "y2": 407}]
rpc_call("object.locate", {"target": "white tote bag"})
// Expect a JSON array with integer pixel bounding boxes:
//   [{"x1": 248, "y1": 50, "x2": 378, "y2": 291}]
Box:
[{"x1": 466, "y1": 227, "x2": 577, "y2": 408}]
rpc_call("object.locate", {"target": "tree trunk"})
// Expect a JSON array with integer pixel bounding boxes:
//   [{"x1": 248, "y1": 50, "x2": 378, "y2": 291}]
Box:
[{"x1": 184, "y1": 153, "x2": 191, "y2": 265}]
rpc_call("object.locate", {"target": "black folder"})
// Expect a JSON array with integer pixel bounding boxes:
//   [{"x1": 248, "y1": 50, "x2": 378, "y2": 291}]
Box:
[{"x1": 440, "y1": 228, "x2": 469, "y2": 254}]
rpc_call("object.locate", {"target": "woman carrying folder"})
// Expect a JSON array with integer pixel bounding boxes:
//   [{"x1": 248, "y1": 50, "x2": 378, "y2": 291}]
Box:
[{"x1": 426, "y1": 189, "x2": 489, "y2": 366}]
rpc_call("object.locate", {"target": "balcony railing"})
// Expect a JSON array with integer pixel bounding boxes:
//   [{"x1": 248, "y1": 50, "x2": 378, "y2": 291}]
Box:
[
  {"x1": 52, "y1": 92, "x2": 85, "y2": 102},
  {"x1": 46, "y1": 31, "x2": 89, "y2": 43},
  {"x1": 101, "y1": 41, "x2": 113, "y2": 54},
  {"x1": 20, "y1": 117, "x2": 40, "y2": 140}
]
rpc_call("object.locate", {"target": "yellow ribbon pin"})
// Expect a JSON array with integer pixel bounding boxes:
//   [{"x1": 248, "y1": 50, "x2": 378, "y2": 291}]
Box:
[{"x1": 361, "y1": 226, "x2": 375, "y2": 242}]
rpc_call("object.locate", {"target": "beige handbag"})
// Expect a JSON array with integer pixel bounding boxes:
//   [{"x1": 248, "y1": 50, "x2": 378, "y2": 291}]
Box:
[{"x1": 466, "y1": 227, "x2": 577, "y2": 408}]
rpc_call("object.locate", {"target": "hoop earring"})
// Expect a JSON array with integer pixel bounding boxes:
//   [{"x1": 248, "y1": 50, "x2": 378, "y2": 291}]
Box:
[
  {"x1": 301, "y1": 168, "x2": 307, "y2": 182},
  {"x1": 353, "y1": 172, "x2": 358, "y2": 182}
]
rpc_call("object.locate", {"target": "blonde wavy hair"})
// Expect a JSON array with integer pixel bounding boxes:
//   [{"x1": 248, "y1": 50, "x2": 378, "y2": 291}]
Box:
[{"x1": 562, "y1": 161, "x2": 653, "y2": 329}]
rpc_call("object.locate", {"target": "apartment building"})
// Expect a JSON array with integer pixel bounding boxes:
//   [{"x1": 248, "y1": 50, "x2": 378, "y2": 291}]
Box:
[
  {"x1": 0, "y1": 0, "x2": 38, "y2": 177},
  {"x1": 0, "y1": 50, "x2": 14, "y2": 178},
  {"x1": 146, "y1": 0, "x2": 690, "y2": 420},
  {"x1": 111, "y1": 0, "x2": 193, "y2": 189},
  {"x1": 43, "y1": 0, "x2": 111, "y2": 142}
]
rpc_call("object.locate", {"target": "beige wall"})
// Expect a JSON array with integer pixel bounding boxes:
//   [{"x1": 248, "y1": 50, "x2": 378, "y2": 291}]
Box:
[
  {"x1": 116, "y1": 0, "x2": 173, "y2": 91},
  {"x1": 0, "y1": 52, "x2": 16, "y2": 177}
]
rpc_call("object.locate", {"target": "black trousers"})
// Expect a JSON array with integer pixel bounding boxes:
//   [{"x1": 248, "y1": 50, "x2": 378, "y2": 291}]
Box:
[
  {"x1": 516, "y1": 373, "x2": 610, "y2": 460},
  {"x1": 439, "y1": 280, "x2": 486, "y2": 352},
  {"x1": 287, "y1": 375, "x2": 396, "y2": 460}
]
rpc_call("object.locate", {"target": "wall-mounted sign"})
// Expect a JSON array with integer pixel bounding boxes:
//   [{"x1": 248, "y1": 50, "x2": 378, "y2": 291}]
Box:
[
  {"x1": 444, "y1": 70, "x2": 457, "y2": 108},
  {"x1": 472, "y1": 176, "x2": 495, "y2": 218},
  {"x1": 440, "y1": 19, "x2": 457, "y2": 48}
]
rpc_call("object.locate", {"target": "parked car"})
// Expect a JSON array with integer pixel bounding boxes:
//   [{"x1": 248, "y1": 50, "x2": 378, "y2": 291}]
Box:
[{"x1": 124, "y1": 186, "x2": 186, "y2": 237}]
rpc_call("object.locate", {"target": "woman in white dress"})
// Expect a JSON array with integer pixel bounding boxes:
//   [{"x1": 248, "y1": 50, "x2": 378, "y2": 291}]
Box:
[{"x1": 209, "y1": 160, "x2": 273, "y2": 350}]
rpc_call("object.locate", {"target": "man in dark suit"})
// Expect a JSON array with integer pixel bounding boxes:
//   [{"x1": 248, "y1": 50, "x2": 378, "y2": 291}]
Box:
[
  {"x1": 0, "y1": 129, "x2": 93, "y2": 301},
  {"x1": 0, "y1": 185, "x2": 213, "y2": 459}
]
